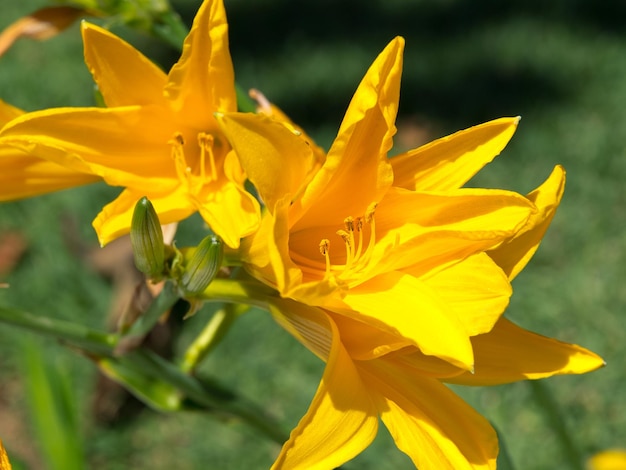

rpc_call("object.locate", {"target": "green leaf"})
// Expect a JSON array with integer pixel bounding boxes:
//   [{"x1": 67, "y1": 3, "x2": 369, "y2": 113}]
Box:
[{"x1": 20, "y1": 337, "x2": 84, "y2": 470}]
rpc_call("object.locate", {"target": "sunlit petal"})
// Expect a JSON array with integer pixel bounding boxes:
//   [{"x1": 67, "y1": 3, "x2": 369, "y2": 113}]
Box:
[
  {"x1": 392, "y1": 117, "x2": 519, "y2": 191},
  {"x1": 445, "y1": 318, "x2": 605, "y2": 386},
  {"x1": 363, "y1": 360, "x2": 497, "y2": 470},
  {"x1": 81, "y1": 22, "x2": 167, "y2": 108},
  {"x1": 0, "y1": 149, "x2": 98, "y2": 200},
  {"x1": 417, "y1": 253, "x2": 511, "y2": 336},
  {"x1": 370, "y1": 186, "x2": 535, "y2": 276},
  {"x1": 216, "y1": 112, "x2": 315, "y2": 211},
  {"x1": 165, "y1": 0, "x2": 236, "y2": 128},
  {"x1": 196, "y1": 178, "x2": 260, "y2": 249},
  {"x1": 0, "y1": 99, "x2": 23, "y2": 125},
  {"x1": 338, "y1": 271, "x2": 475, "y2": 370},
  {"x1": 0, "y1": 106, "x2": 176, "y2": 188},
  {"x1": 291, "y1": 37, "x2": 403, "y2": 231},
  {"x1": 489, "y1": 165, "x2": 566, "y2": 280},
  {"x1": 269, "y1": 300, "x2": 378, "y2": 469}
]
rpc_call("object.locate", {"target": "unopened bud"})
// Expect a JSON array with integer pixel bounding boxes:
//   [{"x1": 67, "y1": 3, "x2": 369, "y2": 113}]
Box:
[
  {"x1": 180, "y1": 235, "x2": 223, "y2": 295},
  {"x1": 130, "y1": 197, "x2": 165, "y2": 278}
]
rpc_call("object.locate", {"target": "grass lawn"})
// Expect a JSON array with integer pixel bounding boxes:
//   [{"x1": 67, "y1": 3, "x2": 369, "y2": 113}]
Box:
[{"x1": 1, "y1": 0, "x2": 624, "y2": 468}]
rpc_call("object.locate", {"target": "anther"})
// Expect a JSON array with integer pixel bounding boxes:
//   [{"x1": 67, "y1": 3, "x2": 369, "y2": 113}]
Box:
[
  {"x1": 336, "y1": 230, "x2": 351, "y2": 246},
  {"x1": 365, "y1": 202, "x2": 378, "y2": 224},
  {"x1": 344, "y1": 216, "x2": 354, "y2": 232},
  {"x1": 319, "y1": 239, "x2": 331, "y2": 277}
]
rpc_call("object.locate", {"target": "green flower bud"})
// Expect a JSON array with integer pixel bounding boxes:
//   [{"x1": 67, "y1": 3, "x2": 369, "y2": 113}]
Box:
[
  {"x1": 130, "y1": 197, "x2": 165, "y2": 278},
  {"x1": 180, "y1": 235, "x2": 223, "y2": 295}
]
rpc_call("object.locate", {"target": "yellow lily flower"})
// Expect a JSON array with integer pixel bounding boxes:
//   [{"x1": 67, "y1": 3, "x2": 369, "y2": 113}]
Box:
[
  {"x1": 257, "y1": 155, "x2": 603, "y2": 469},
  {"x1": 0, "y1": 0, "x2": 259, "y2": 248},
  {"x1": 266, "y1": 294, "x2": 603, "y2": 470},
  {"x1": 217, "y1": 37, "x2": 544, "y2": 369}
]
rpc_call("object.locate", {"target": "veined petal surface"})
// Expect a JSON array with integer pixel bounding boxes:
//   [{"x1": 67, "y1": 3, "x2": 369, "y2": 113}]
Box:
[
  {"x1": 269, "y1": 301, "x2": 378, "y2": 469},
  {"x1": 216, "y1": 112, "x2": 315, "y2": 210},
  {"x1": 362, "y1": 359, "x2": 498, "y2": 470},
  {"x1": 0, "y1": 150, "x2": 98, "y2": 200}
]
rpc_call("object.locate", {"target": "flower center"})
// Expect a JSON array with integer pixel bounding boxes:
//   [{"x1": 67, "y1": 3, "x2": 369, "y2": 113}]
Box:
[
  {"x1": 317, "y1": 202, "x2": 378, "y2": 281},
  {"x1": 169, "y1": 131, "x2": 219, "y2": 193}
]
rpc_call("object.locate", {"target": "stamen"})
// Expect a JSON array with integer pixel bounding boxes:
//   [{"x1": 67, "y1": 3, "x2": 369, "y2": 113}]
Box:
[
  {"x1": 313, "y1": 203, "x2": 379, "y2": 282},
  {"x1": 365, "y1": 202, "x2": 378, "y2": 224},
  {"x1": 249, "y1": 88, "x2": 272, "y2": 114},
  {"x1": 343, "y1": 216, "x2": 356, "y2": 261},
  {"x1": 169, "y1": 132, "x2": 189, "y2": 185},
  {"x1": 364, "y1": 202, "x2": 378, "y2": 255},
  {"x1": 198, "y1": 132, "x2": 217, "y2": 182},
  {"x1": 344, "y1": 216, "x2": 354, "y2": 232},
  {"x1": 319, "y1": 239, "x2": 331, "y2": 277},
  {"x1": 354, "y1": 216, "x2": 364, "y2": 260}
]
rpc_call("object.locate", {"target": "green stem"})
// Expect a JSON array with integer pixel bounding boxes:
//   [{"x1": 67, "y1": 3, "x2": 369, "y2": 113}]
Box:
[
  {"x1": 181, "y1": 303, "x2": 248, "y2": 373},
  {"x1": 120, "y1": 348, "x2": 289, "y2": 443},
  {"x1": 528, "y1": 380, "x2": 584, "y2": 470},
  {"x1": 0, "y1": 306, "x2": 116, "y2": 354},
  {"x1": 115, "y1": 281, "x2": 180, "y2": 355},
  {"x1": 199, "y1": 278, "x2": 276, "y2": 309}
]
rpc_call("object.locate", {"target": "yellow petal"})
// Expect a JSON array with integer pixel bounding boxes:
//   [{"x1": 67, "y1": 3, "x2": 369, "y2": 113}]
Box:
[
  {"x1": 254, "y1": 94, "x2": 327, "y2": 169},
  {"x1": 445, "y1": 318, "x2": 605, "y2": 386},
  {"x1": 370, "y1": 186, "x2": 535, "y2": 276},
  {"x1": 390, "y1": 347, "x2": 466, "y2": 380},
  {"x1": 269, "y1": 301, "x2": 378, "y2": 469},
  {"x1": 81, "y1": 22, "x2": 168, "y2": 108},
  {"x1": 165, "y1": 0, "x2": 236, "y2": 128},
  {"x1": 0, "y1": 106, "x2": 175, "y2": 189},
  {"x1": 0, "y1": 6, "x2": 86, "y2": 58},
  {"x1": 291, "y1": 37, "x2": 403, "y2": 232},
  {"x1": 391, "y1": 117, "x2": 519, "y2": 191},
  {"x1": 196, "y1": 178, "x2": 260, "y2": 249},
  {"x1": 328, "y1": 312, "x2": 413, "y2": 360},
  {"x1": 338, "y1": 271, "x2": 475, "y2": 370},
  {"x1": 0, "y1": 148, "x2": 98, "y2": 200},
  {"x1": 488, "y1": 165, "x2": 565, "y2": 280},
  {"x1": 216, "y1": 112, "x2": 315, "y2": 211},
  {"x1": 362, "y1": 360, "x2": 497, "y2": 470},
  {"x1": 417, "y1": 253, "x2": 511, "y2": 336},
  {"x1": 0, "y1": 99, "x2": 23, "y2": 125},
  {"x1": 93, "y1": 188, "x2": 196, "y2": 246},
  {"x1": 0, "y1": 437, "x2": 12, "y2": 470}
]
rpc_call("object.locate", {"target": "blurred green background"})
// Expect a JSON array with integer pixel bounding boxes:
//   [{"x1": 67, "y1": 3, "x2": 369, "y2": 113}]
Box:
[{"x1": 1, "y1": 0, "x2": 625, "y2": 468}]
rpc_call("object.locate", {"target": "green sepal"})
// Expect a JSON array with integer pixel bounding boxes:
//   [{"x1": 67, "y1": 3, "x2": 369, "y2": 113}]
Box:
[{"x1": 130, "y1": 196, "x2": 165, "y2": 279}]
